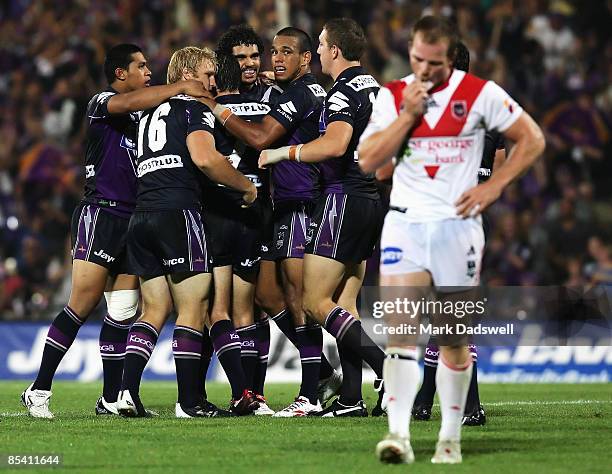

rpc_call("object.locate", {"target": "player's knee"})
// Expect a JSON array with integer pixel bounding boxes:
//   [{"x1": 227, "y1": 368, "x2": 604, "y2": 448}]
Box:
[
  {"x1": 104, "y1": 289, "x2": 139, "y2": 322},
  {"x1": 302, "y1": 296, "x2": 324, "y2": 322}
]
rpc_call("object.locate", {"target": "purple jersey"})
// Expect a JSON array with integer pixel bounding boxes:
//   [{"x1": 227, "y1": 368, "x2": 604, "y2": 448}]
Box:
[
  {"x1": 267, "y1": 73, "x2": 324, "y2": 203},
  {"x1": 318, "y1": 66, "x2": 380, "y2": 199},
  {"x1": 83, "y1": 88, "x2": 139, "y2": 217}
]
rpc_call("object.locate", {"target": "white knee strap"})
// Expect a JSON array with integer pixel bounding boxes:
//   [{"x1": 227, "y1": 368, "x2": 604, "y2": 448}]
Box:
[
  {"x1": 385, "y1": 347, "x2": 418, "y2": 360},
  {"x1": 104, "y1": 289, "x2": 139, "y2": 321}
]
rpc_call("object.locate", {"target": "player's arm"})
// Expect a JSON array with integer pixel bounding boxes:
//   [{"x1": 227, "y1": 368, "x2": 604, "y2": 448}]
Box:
[
  {"x1": 358, "y1": 80, "x2": 428, "y2": 174},
  {"x1": 258, "y1": 121, "x2": 353, "y2": 167},
  {"x1": 106, "y1": 80, "x2": 208, "y2": 114},
  {"x1": 455, "y1": 112, "x2": 545, "y2": 218},
  {"x1": 187, "y1": 131, "x2": 256, "y2": 206},
  {"x1": 200, "y1": 98, "x2": 287, "y2": 150}
]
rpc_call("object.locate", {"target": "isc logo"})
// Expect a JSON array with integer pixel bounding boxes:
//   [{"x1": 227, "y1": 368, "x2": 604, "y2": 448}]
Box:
[
  {"x1": 382, "y1": 247, "x2": 403, "y2": 265},
  {"x1": 163, "y1": 258, "x2": 185, "y2": 266}
]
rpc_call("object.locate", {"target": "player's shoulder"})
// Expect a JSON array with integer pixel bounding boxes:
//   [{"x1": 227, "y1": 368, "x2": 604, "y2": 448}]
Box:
[
  {"x1": 87, "y1": 89, "x2": 117, "y2": 113},
  {"x1": 335, "y1": 67, "x2": 380, "y2": 94},
  {"x1": 290, "y1": 73, "x2": 325, "y2": 99}
]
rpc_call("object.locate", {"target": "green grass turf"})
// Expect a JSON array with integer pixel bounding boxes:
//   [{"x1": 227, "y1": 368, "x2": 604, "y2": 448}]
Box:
[{"x1": 1, "y1": 382, "x2": 610, "y2": 473}]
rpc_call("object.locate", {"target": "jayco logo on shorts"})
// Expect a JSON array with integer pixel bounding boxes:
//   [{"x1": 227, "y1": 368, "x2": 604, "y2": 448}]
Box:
[
  {"x1": 94, "y1": 249, "x2": 115, "y2": 263},
  {"x1": 163, "y1": 258, "x2": 185, "y2": 266},
  {"x1": 382, "y1": 247, "x2": 403, "y2": 264}
]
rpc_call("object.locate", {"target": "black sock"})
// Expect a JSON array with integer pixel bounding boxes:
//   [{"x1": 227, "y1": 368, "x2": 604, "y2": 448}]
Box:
[
  {"x1": 253, "y1": 317, "x2": 270, "y2": 395},
  {"x1": 121, "y1": 321, "x2": 159, "y2": 396},
  {"x1": 324, "y1": 306, "x2": 384, "y2": 377},
  {"x1": 236, "y1": 324, "x2": 258, "y2": 391},
  {"x1": 33, "y1": 306, "x2": 84, "y2": 390},
  {"x1": 465, "y1": 361, "x2": 481, "y2": 413},
  {"x1": 199, "y1": 329, "x2": 213, "y2": 400},
  {"x1": 415, "y1": 339, "x2": 439, "y2": 407},
  {"x1": 210, "y1": 319, "x2": 246, "y2": 399},
  {"x1": 296, "y1": 325, "x2": 322, "y2": 404},
  {"x1": 99, "y1": 314, "x2": 130, "y2": 402},
  {"x1": 272, "y1": 308, "x2": 334, "y2": 380},
  {"x1": 173, "y1": 325, "x2": 203, "y2": 408},
  {"x1": 338, "y1": 345, "x2": 363, "y2": 405}
]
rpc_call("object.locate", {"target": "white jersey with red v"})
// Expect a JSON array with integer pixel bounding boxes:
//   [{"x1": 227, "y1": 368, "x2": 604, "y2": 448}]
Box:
[{"x1": 361, "y1": 69, "x2": 523, "y2": 223}]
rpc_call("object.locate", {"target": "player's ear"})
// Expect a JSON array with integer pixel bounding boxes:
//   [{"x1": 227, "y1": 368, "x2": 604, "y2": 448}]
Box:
[
  {"x1": 182, "y1": 67, "x2": 193, "y2": 81},
  {"x1": 114, "y1": 67, "x2": 128, "y2": 82},
  {"x1": 302, "y1": 50, "x2": 312, "y2": 67}
]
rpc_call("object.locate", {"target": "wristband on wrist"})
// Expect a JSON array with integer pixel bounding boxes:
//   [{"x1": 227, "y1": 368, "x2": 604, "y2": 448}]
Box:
[
  {"x1": 288, "y1": 144, "x2": 303, "y2": 162},
  {"x1": 213, "y1": 104, "x2": 234, "y2": 126}
]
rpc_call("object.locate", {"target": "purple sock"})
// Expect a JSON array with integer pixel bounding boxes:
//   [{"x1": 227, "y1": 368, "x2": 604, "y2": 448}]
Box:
[
  {"x1": 253, "y1": 317, "x2": 270, "y2": 395},
  {"x1": 211, "y1": 319, "x2": 246, "y2": 399},
  {"x1": 324, "y1": 306, "x2": 384, "y2": 378},
  {"x1": 33, "y1": 306, "x2": 84, "y2": 390},
  {"x1": 296, "y1": 324, "x2": 323, "y2": 404},
  {"x1": 236, "y1": 324, "x2": 258, "y2": 391},
  {"x1": 173, "y1": 325, "x2": 203, "y2": 408},
  {"x1": 99, "y1": 314, "x2": 129, "y2": 402},
  {"x1": 121, "y1": 321, "x2": 159, "y2": 396},
  {"x1": 199, "y1": 330, "x2": 214, "y2": 400}
]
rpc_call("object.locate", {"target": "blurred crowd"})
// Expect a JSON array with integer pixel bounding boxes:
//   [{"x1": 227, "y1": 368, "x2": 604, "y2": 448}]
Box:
[{"x1": 1, "y1": 0, "x2": 611, "y2": 319}]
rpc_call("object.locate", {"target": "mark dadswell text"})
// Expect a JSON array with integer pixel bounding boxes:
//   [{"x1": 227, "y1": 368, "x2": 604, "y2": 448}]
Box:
[{"x1": 373, "y1": 323, "x2": 515, "y2": 336}]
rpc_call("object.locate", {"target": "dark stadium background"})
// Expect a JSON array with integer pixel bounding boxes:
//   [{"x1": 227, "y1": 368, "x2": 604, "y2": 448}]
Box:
[{"x1": 0, "y1": 0, "x2": 611, "y2": 320}]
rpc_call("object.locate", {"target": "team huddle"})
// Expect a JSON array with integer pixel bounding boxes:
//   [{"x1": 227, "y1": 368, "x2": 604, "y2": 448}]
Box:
[{"x1": 21, "y1": 15, "x2": 544, "y2": 465}]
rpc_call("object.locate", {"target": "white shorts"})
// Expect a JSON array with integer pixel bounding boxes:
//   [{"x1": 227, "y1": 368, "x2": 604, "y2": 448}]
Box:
[{"x1": 379, "y1": 211, "x2": 484, "y2": 288}]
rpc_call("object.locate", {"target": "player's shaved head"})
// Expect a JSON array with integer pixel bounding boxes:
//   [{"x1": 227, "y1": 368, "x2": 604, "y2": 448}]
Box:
[
  {"x1": 323, "y1": 18, "x2": 367, "y2": 61},
  {"x1": 410, "y1": 15, "x2": 459, "y2": 61},
  {"x1": 167, "y1": 46, "x2": 216, "y2": 84},
  {"x1": 276, "y1": 27, "x2": 313, "y2": 53},
  {"x1": 104, "y1": 43, "x2": 143, "y2": 84}
]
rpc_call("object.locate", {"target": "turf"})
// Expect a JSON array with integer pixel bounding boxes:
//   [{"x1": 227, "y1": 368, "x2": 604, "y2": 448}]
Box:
[{"x1": 1, "y1": 382, "x2": 610, "y2": 473}]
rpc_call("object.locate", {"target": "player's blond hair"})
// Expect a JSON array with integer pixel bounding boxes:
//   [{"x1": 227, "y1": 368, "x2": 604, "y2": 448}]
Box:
[{"x1": 166, "y1": 46, "x2": 216, "y2": 84}]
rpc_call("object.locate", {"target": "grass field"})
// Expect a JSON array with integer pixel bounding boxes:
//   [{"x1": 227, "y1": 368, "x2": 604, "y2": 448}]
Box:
[{"x1": 1, "y1": 382, "x2": 610, "y2": 473}]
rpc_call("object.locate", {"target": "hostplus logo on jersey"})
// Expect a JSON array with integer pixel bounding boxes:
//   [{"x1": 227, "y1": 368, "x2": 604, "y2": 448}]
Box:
[
  {"x1": 277, "y1": 101, "x2": 297, "y2": 120},
  {"x1": 137, "y1": 155, "x2": 183, "y2": 177}
]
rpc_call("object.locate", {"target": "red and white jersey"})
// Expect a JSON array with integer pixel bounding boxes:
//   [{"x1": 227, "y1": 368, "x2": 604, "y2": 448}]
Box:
[{"x1": 361, "y1": 69, "x2": 522, "y2": 222}]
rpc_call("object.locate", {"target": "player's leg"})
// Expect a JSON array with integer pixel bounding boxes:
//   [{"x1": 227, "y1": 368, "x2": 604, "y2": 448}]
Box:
[
  {"x1": 412, "y1": 337, "x2": 439, "y2": 421},
  {"x1": 209, "y1": 264, "x2": 254, "y2": 412},
  {"x1": 429, "y1": 219, "x2": 482, "y2": 464},
  {"x1": 167, "y1": 271, "x2": 211, "y2": 417},
  {"x1": 118, "y1": 274, "x2": 172, "y2": 417},
  {"x1": 96, "y1": 273, "x2": 139, "y2": 415},
  {"x1": 303, "y1": 254, "x2": 386, "y2": 385},
  {"x1": 375, "y1": 271, "x2": 430, "y2": 464},
  {"x1": 234, "y1": 269, "x2": 275, "y2": 415},
  {"x1": 21, "y1": 259, "x2": 108, "y2": 419},
  {"x1": 315, "y1": 261, "x2": 369, "y2": 417},
  {"x1": 462, "y1": 343, "x2": 486, "y2": 425}
]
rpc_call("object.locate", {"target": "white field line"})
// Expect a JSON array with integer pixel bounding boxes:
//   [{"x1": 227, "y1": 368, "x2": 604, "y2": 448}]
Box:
[{"x1": 1, "y1": 400, "x2": 610, "y2": 417}]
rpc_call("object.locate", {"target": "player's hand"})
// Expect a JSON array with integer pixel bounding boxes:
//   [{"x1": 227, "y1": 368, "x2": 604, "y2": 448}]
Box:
[
  {"x1": 259, "y1": 71, "x2": 275, "y2": 85},
  {"x1": 241, "y1": 183, "x2": 257, "y2": 208},
  {"x1": 455, "y1": 181, "x2": 502, "y2": 218},
  {"x1": 180, "y1": 79, "x2": 209, "y2": 98},
  {"x1": 258, "y1": 147, "x2": 289, "y2": 168},
  {"x1": 400, "y1": 80, "x2": 429, "y2": 118}
]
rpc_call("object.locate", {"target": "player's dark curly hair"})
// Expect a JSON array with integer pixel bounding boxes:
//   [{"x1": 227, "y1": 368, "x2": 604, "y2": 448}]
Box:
[
  {"x1": 215, "y1": 54, "x2": 242, "y2": 92},
  {"x1": 216, "y1": 24, "x2": 264, "y2": 57},
  {"x1": 104, "y1": 43, "x2": 142, "y2": 84}
]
